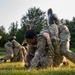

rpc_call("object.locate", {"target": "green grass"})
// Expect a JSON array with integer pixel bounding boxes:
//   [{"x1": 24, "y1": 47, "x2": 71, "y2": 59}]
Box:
[
  {"x1": 0, "y1": 62, "x2": 75, "y2": 75},
  {"x1": 0, "y1": 48, "x2": 75, "y2": 75}
]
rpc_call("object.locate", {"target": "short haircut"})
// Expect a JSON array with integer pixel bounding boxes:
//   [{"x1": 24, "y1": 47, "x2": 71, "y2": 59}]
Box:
[
  {"x1": 25, "y1": 29, "x2": 37, "y2": 39},
  {"x1": 8, "y1": 35, "x2": 14, "y2": 41}
]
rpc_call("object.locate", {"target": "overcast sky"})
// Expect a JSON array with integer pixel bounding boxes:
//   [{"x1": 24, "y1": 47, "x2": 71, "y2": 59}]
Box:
[{"x1": 0, "y1": 0, "x2": 75, "y2": 33}]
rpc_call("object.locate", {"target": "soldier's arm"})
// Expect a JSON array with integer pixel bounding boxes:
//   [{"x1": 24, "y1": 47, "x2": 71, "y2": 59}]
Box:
[{"x1": 29, "y1": 35, "x2": 47, "y2": 70}]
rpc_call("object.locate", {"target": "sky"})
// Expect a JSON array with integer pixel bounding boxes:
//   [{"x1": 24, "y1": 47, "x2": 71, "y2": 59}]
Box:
[{"x1": 0, "y1": 0, "x2": 75, "y2": 33}]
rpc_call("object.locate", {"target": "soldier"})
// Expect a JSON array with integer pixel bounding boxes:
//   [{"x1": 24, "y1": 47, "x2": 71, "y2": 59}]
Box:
[
  {"x1": 41, "y1": 8, "x2": 63, "y2": 67},
  {"x1": 49, "y1": 18, "x2": 75, "y2": 65},
  {"x1": 0, "y1": 36, "x2": 14, "y2": 63},
  {"x1": 22, "y1": 25, "x2": 39, "y2": 51},
  {"x1": 22, "y1": 25, "x2": 32, "y2": 46},
  {"x1": 24, "y1": 29, "x2": 54, "y2": 69},
  {"x1": 11, "y1": 39, "x2": 27, "y2": 62},
  {"x1": 0, "y1": 35, "x2": 27, "y2": 63},
  {"x1": 58, "y1": 20, "x2": 75, "y2": 63}
]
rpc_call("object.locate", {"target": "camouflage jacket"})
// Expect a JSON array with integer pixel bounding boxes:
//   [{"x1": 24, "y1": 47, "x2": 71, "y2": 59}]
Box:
[
  {"x1": 58, "y1": 24, "x2": 71, "y2": 41},
  {"x1": 28, "y1": 35, "x2": 54, "y2": 67}
]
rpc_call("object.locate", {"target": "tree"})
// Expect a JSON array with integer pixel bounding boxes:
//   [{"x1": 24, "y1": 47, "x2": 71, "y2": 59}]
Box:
[
  {"x1": 69, "y1": 18, "x2": 75, "y2": 48},
  {"x1": 8, "y1": 21, "x2": 18, "y2": 35},
  {"x1": 21, "y1": 7, "x2": 47, "y2": 32},
  {"x1": 0, "y1": 26, "x2": 8, "y2": 47}
]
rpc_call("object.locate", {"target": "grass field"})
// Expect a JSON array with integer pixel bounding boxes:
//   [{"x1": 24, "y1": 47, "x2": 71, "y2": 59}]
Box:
[{"x1": 0, "y1": 48, "x2": 75, "y2": 75}]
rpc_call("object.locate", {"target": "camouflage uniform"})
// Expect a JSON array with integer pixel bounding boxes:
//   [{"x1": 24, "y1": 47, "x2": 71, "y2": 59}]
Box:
[
  {"x1": 58, "y1": 24, "x2": 75, "y2": 63},
  {"x1": 11, "y1": 40, "x2": 26, "y2": 62},
  {"x1": 47, "y1": 12, "x2": 63, "y2": 66},
  {"x1": 40, "y1": 25, "x2": 63, "y2": 67},
  {"x1": 50, "y1": 24, "x2": 63, "y2": 67},
  {"x1": 24, "y1": 44, "x2": 36, "y2": 68},
  {"x1": 25, "y1": 35, "x2": 54, "y2": 69},
  {"x1": 25, "y1": 14, "x2": 63, "y2": 68},
  {"x1": 1, "y1": 41, "x2": 14, "y2": 61},
  {"x1": 40, "y1": 12, "x2": 63, "y2": 66}
]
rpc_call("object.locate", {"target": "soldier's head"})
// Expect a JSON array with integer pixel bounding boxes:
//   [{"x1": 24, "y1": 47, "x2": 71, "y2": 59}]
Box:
[
  {"x1": 8, "y1": 34, "x2": 16, "y2": 42},
  {"x1": 26, "y1": 25, "x2": 32, "y2": 31},
  {"x1": 8, "y1": 35, "x2": 14, "y2": 42},
  {"x1": 25, "y1": 29, "x2": 37, "y2": 45}
]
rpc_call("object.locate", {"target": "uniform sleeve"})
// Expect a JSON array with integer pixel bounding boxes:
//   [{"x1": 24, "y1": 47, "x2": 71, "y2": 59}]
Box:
[{"x1": 30, "y1": 35, "x2": 47, "y2": 68}]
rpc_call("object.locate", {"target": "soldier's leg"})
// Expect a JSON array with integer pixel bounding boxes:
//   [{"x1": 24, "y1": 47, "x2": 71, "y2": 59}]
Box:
[
  {"x1": 21, "y1": 46, "x2": 27, "y2": 57},
  {"x1": 39, "y1": 57, "x2": 53, "y2": 68},
  {"x1": 52, "y1": 38, "x2": 63, "y2": 67},
  {"x1": 19, "y1": 50, "x2": 24, "y2": 62},
  {"x1": 11, "y1": 55, "x2": 20, "y2": 62},
  {"x1": 19, "y1": 46, "x2": 27, "y2": 62},
  {"x1": 61, "y1": 40, "x2": 75, "y2": 63},
  {"x1": 0, "y1": 53, "x2": 14, "y2": 63},
  {"x1": 1, "y1": 46, "x2": 14, "y2": 63}
]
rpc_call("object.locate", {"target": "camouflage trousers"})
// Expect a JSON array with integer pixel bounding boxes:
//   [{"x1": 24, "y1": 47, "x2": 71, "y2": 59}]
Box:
[
  {"x1": 2, "y1": 47, "x2": 14, "y2": 61},
  {"x1": 52, "y1": 38, "x2": 63, "y2": 67},
  {"x1": 24, "y1": 37, "x2": 63, "y2": 68},
  {"x1": 1, "y1": 52, "x2": 14, "y2": 61},
  {"x1": 24, "y1": 53, "x2": 53, "y2": 68},
  {"x1": 60, "y1": 40, "x2": 75, "y2": 63},
  {"x1": 12, "y1": 46, "x2": 26, "y2": 62}
]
